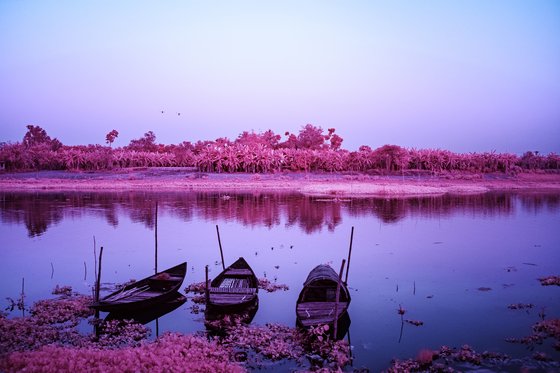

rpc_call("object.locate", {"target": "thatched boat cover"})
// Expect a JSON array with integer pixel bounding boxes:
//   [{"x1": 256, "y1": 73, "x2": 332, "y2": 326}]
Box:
[
  {"x1": 297, "y1": 264, "x2": 351, "y2": 304},
  {"x1": 302, "y1": 264, "x2": 339, "y2": 287}
]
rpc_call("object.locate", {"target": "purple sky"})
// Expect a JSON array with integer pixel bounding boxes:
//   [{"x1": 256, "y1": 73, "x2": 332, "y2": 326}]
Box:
[{"x1": 1, "y1": 1, "x2": 559, "y2": 154}]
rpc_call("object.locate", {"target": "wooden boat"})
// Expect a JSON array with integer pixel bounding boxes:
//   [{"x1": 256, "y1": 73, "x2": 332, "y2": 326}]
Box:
[
  {"x1": 296, "y1": 264, "x2": 351, "y2": 335},
  {"x1": 105, "y1": 291, "x2": 186, "y2": 325},
  {"x1": 91, "y1": 262, "x2": 187, "y2": 313},
  {"x1": 207, "y1": 257, "x2": 258, "y2": 311}
]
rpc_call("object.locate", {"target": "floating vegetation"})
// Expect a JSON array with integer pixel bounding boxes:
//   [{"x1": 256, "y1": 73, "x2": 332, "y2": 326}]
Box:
[
  {"x1": 506, "y1": 319, "x2": 560, "y2": 352},
  {"x1": 388, "y1": 345, "x2": 510, "y2": 372},
  {"x1": 221, "y1": 322, "x2": 350, "y2": 370},
  {"x1": 51, "y1": 285, "x2": 73, "y2": 296},
  {"x1": 184, "y1": 281, "x2": 209, "y2": 294},
  {"x1": 539, "y1": 276, "x2": 560, "y2": 286},
  {"x1": 258, "y1": 278, "x2": 289, "y2": 293},
  {"x1": 405, "y1": 319, "x2": 424, "y2": 327},
  {"x1": 0, "y1": 333, "x2": 244, "y2": 373},
  {"x1": 95, "y1": 319, "x2": 150, "y2": 348},
  {"x1": 507, "y1": 303, "x2": 534, "y2": 310},
  {"x1": 30, "y1": 296, "x2": 92, "y2": 325},
  {"x1": 0, "y1": 294, "x2": 93, "y2": 355}
]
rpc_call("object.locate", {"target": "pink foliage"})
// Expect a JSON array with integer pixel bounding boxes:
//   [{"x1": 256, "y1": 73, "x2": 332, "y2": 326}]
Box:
[
  {"x1": 0, "y1": 333, "x2": 244, "y2": 373},
  {"x1": 3, "y1": 124, "x2": 559, "y2": 174}
]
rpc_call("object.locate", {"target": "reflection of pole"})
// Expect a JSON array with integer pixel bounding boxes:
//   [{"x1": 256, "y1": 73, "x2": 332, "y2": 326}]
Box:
[
  {"x1": 333, "y1": 259, "x2": 346, "y2": 339},
  {"x1": 347, "y1": 326, "x2": 353, "y2": 366},
  {"x1": 345, "y1": 226, "x2": 354, "y2": 285},
  {"x1": 21, "y1": 278, "x2": 25, "y2": 318},
  {"x1": 94, "y1": 246, "x2": 104, "y2": 339},
  {"x1": 216, "y1": 225, "x2": 225, "y2": 271},
  {"x1": 155, "y1": 202, "x2": 158, "y2": 274},
  {"x1": 205, "y1": 265, "x2": 210, "y2": 304},
  {"x1": 156, "y1": 318, "x2": 159, "y2": 338}
]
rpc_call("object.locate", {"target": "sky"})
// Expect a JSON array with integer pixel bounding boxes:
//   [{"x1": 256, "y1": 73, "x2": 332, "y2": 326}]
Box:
[{"x1": 1, "y1": 1, "x2": 559, "y2": 154}]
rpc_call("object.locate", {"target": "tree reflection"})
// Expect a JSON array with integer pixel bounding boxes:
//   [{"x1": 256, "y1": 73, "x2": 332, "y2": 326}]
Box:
[{"x1": 0, "y1": 192, "x2": 558, "y2": 237}]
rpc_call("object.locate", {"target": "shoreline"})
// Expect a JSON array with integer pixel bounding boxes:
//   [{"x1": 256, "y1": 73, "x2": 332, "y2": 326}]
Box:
[{"x1": 1, "y1": 169, "x2": 560, "y2": 197}]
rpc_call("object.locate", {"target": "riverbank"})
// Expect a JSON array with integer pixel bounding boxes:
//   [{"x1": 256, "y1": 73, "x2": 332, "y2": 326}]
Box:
[{"x1": 1, "y1": 168, "x2": 560, "y2": 196}]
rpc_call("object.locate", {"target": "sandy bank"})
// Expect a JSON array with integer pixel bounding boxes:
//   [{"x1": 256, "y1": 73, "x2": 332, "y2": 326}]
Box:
[{"x1": 1, "y1": 169, "x2": 559, "y2": 197}]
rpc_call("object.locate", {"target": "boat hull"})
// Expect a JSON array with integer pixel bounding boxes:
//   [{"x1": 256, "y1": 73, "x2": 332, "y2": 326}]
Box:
[{"x1": 91, "y1": 262, "x2": 187, "y2": 313}]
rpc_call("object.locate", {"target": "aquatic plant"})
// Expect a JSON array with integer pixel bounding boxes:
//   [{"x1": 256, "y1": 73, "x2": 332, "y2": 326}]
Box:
[
  {"x1": 30, "y1": 295, "x2": 93, "y2": 325},
  {"x1": 52, "y1": 285, "x2": 73, "y2": 296},
  {"x1": 220, "y1": 322, "x2": 350, "y2": 369},
  {"x1": 257, "y1": 278, "x2": 289, "y2": 293},
  {"x1": 405, "y1": 319, "x2": 424, "y2": 326},
  {"x1": 506, "y1": 318, "x2": 560, "y2": 352},
  {"x1": 0, "y1": 333, "x2": 244, "y2": 373},
  {"x1": 184, "y1": 281, "x2": 209, "y2": 294},
  {"x1": 95, "y1": 319, "x2": 150, "y2": 348},
  {"x1": 507, "y1": 303, "x2": 534, "y2": 310},
  {"x1": 539, "y1": 276, "x2": 560, "y2": 286},
  {"x1": 387, "y1": 344, "x2": 510, "y2": 372}
]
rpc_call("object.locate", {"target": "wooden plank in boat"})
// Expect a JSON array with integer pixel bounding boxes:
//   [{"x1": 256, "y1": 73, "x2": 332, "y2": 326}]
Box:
[
  {"x1": 296, "y1": 302, "x2": 349, "y2": 319},
  {"x1": 209, "y1": 287, "x2": 256, "y2": 294},
  {"x1": 210, "y1": 293, "x2": 254, "y2": 305},
  {"x1": 224, "y1": 268, "x2": 254, "y2": 276}
]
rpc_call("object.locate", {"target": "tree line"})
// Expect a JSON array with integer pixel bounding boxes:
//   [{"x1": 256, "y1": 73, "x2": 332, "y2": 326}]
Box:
[{"x1": 1, "y1": 124, "x2": 559, "y2": 173}]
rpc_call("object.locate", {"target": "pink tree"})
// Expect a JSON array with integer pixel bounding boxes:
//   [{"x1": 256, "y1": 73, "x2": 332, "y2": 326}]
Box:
[
  {"x1": 105, "y1": 130, "x2": 119, "y2": 147},
  {"x1": 296, "y1": 124, "x2": 325, "y2": 150}
]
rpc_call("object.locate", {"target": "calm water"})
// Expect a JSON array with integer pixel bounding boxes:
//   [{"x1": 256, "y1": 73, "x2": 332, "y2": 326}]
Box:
[{"x1": 1, "y1": 191, "x2": 559, "y2": 371}]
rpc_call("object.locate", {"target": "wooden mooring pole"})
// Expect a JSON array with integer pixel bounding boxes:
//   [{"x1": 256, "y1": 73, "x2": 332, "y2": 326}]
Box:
[
  {"x1": 333, "y1": 259, "x2": 346, "y2": 339},
  {"x1": 155, "y1": 202, "x2": 158, "y2": 274},
  {"x1": 95, "y1": 247, "x2": 104, "y2": 302},
  {"x1": 216, "y1": 225, "x2": 225, "y2": 271}
]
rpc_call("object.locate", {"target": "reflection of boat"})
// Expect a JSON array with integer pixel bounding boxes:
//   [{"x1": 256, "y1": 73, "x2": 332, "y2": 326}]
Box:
[
  {"x1": 296, "y1": 264, "x2": 351, "y2": 338},
  {"x1": 105, "y1": 292, "x2": 186, "y2": 324},
  {"x1": 207, "y1": 257, "x2": 258, "y2": 311},
  {"x1": 91, "y1": 262, "x2": 187, "y2": 313},
  {"x1": 205, "y1": 296, "x2": 259, "y2": 332},
  {"x1": 332, "y1": 310, "x2": 351, "y2": 340}
]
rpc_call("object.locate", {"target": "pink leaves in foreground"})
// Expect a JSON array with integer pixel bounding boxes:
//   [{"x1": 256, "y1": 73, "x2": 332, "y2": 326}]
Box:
[
  {"x1": 0, "y1": 333, "x2": 244, "y2": 373},
  {"x1": 221, "y1": 323, "x2": 350, "y2": 368}
]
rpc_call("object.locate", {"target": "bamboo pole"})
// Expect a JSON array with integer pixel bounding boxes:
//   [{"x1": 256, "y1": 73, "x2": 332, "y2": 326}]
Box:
[
  {"x1": 333, "y1": 259, "x2": 346, "y2": 339},
  {"x1": 205, "y1": 265, "x2": 210, "y2": 304},
  {"x1": 345, "y1": 226, "x2": 354, "y2": 285},
  {"x1": 155, "y1": 202, "x2": 158, "y2": 274},
  {"x1": 216, "y1": 225, "x2": 225, "y2": 270},
  {"x1": 93, "y1": 236, "x2": 97, "y2": 282},
  {"x1": 95, "y1": 247, "x2": 104, "y2": 302}
]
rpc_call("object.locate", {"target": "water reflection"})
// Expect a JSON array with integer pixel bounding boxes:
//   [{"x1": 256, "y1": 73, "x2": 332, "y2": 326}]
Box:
[
  {"x1": 106, "y1": 292, "x2": 186, "y2": 325},
  {"x1": 1, "y1": 191, "x2": 559, "y2": 237}
]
